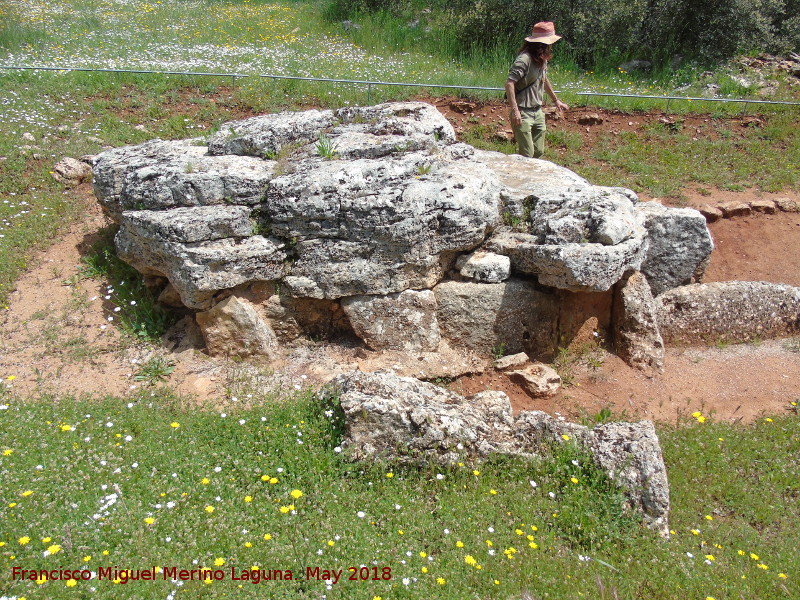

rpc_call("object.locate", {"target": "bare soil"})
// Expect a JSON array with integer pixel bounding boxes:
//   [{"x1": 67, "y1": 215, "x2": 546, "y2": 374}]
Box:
[
  {"x1": 427, "y1": 96, "x2": 758, "y2": 147},
  {"x1": 1, "y1": 104, "x2": 799, "y2": 424}
]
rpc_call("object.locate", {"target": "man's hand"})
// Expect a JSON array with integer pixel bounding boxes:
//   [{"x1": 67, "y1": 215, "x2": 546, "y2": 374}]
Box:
[
  {"x1": 555, "y1": 99, "x2": 569, "y2": 114},
  {"x1": 510, "y1": 109, "x2": 522, "y2": 127}
]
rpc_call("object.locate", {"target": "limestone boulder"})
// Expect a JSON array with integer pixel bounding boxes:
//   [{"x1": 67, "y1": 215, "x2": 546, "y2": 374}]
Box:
[
  {"x1": 93, "y1": 139, "x2": 275, "y2": 223},
  {"x1": 433, "y1": 279, "x2": 558, "y2": 356},
  {"x1": 508, "y1": 362, "x2": 562, "y2": 398},
  {"x1": 775, "y1": 197, "x2": 799, "y2": 212},
  {"x1": 485, "y1": 184, "x2": 650, "y2": 292},
  {"x1": 116, "y1": 207, "x2": 287, "y2": 310},
  {"x1": 207, "y1": 109, "x2": 335, "y2": 157},
  {"x1": 265, "y1": 152, "x2": 502, "y2": 299},
  {"x1": 52, "y1": 157, "x2": 93, "y2": 187},
  {"x1": 656, "y1": 281, "x2": 800, "y2": 343},
  {"x1": 327, "y1": 102, "x2": 456, "y2": 160},
  {"x1": 494, "y1": 352, "x2": 530, "y2": 370},
  {"x1": 195, "y1": 295, "x2": 278, "y2": 358},
  {"x1": 588, "y1": 421, "x2": 671, "y2": 535},
  {"x1": 455, "y1": 251, "x2": 511, "y2": 283},
  {"x1": 471, "y1": 149, "x2": 591, "y2": 205},
  {"x1": 637, "y1": 202, "x2": 714, "y2": 296},
  {"x1": 207, "y1": 102, "x2": 454, "y2": 160},
  {"x1": 612, "y1": 271, "x2": 665, "y2": 374},
  {"x1": 528, "y1": 186, "x2": 643, "y2": 246},
  {"x1": 487, "y1": 230, "x2": 648, "y2": 292},
  {"x1": 341, "y1": 289, "x2": 440, "y2": 352},
  {"x1": 334, "y1": 371, "x2": 670, "y2": 533}
]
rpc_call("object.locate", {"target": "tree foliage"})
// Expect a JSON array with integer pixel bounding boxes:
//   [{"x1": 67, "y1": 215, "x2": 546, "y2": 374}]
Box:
[{"x1": 324, "y1": 0, "x2": 800, "y2": 65}]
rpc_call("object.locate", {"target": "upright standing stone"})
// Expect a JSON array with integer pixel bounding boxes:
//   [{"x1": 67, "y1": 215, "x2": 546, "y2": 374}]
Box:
[{"x1": 612, "y1": 271, "x2": 665, "y2": 374}]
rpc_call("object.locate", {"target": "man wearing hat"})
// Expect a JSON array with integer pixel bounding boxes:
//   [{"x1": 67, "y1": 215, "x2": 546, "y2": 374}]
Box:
[{"x1": 505, "y1": 21, "x2": 570, "y2": 158}]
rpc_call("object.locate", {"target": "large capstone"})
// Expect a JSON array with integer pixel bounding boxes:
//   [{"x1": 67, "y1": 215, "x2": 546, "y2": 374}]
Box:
[{"x1": 93, "y1": 139, "x2": 276, "y2": 223}]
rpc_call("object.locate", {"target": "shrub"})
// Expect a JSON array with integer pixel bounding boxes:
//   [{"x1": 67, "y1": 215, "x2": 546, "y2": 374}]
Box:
[{"x1": 323, "y1": 0, "x2": 800, "y2": 68}]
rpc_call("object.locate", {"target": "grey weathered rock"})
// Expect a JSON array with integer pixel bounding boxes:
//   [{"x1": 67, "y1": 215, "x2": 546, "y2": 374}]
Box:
[
  {"x1": 509, "y1": 362, "x2": 561, "y2": 397},
  {"x1": 52, "y1": 157, "x2": 93, "y2": 187},
  {"x1": 657, "y1": 281, "x2": 800, "y2": 343},
  {"x1": 341, "y1": 289, "x2": 440, "y2": 352},
  {"x1": 588, "y1": 421, "x2": 670, "y2": 534},
  {"x1": 208, "y1": 109, "x2": 335, "y2": 157},
  {"x1": 116, "y1": 212, "x2": 287, "y2": 309},
  {"x1": 208, "y1": 102, "x2": 454, "y2": 161},
  {"x1": 195, "y1": 295, "x2": 278, "y2": 358},
  {"x1": 528, "y1": 186, "x2": 643, "y2": 246},
  {"x1": 494, "y1": 352, "x2": 530, "y2": 370},
  {"x1": 330, "y1": 102, "x2": 456, "y2": 159},
  {"x1": 335, "y1": 371, "x2": 670, "y2": 533},
  {"x1": 455, "y1": 251, "x2": 511, "y2": 283},
  {"x1": 93, "y1": 139, "x2": 275, "y2": 223},
  {"x1": 264, "y1": 152, "x2": 502, "y2": 299},
  {"x1": 470, "y1": 149, "x2": 590, "y2": 220},
  {"x1": 433, "y1": 279, "x2": 558, "y2": 356},
  {"x1": 124, "y1": 205, "x2": 256, "y2": 243},
  {"x1": 612, "y1": 271, "x2": 665, "y2": 374},
  {"x1": 482, "y1": 181, "x2": 651, "y2": 293},
  {"x1": 637, "y1": 202, "x2": 714, "y2": 296},
  {"x1": 487, "y1": 230, "x2": 648, "y2": 292}
]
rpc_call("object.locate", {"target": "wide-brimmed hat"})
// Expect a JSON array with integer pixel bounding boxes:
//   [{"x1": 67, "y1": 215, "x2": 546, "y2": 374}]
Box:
[{"x1": 525, "y1": 21, "x2": 561, "y2": 44}]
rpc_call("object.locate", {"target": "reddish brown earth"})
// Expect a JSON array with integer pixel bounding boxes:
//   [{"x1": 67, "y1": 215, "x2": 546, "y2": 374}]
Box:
[
  {"x1": 426, "y1": 95, "x2": 757, "y2": 147},
  {"x1": 1, "y1": 103, "x2": 798, "y2": 423}
]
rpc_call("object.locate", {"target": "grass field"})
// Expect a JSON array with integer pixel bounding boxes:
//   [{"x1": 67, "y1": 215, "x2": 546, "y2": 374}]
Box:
[
  {"x1": 0, "y1": 388, "x2": 798, "y2": 599},
  {"x1": 1, "y1": 3, "x2": 799, "y2": 598}
]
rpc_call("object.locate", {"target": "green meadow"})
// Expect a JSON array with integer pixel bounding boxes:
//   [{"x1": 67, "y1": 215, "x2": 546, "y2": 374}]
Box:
[{"x1": 0, "y1": 390, "x2": 798, "y2": 599}]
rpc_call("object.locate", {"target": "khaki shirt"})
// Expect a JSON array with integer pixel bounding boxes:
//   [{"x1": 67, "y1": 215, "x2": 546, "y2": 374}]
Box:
[{"x1": 507, "y1": 53, "x2": 547, "y2": 109}]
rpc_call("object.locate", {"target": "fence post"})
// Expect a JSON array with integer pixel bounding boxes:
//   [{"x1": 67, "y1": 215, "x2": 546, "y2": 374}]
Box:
[{"x1": 367, "y1": 83, "x2": 372, "y2": 105}]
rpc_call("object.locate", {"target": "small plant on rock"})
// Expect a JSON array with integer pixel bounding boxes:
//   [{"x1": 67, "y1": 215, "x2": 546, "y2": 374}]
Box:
[{"x1": 316, "y1": 133, "x2": 338, "y2": 159}]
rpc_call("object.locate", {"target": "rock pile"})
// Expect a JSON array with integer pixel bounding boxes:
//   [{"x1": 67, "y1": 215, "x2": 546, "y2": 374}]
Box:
[{"x1": 92, "y1": 101, "x2": 723, "y2": 369}]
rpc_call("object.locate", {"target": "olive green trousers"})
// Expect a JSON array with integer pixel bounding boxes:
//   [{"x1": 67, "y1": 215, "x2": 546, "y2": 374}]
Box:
[{"x1": 511, "y1": 106, "x2": 546, "y2": 158}]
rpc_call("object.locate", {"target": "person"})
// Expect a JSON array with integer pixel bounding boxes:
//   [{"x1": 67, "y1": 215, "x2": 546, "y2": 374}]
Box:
[{"x1": 505, "y1": 21, "x2": 570, "y2": 158}]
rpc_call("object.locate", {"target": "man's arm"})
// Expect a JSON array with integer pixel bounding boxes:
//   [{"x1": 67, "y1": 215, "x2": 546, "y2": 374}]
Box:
[
  {"x1": 506, "y1": 79, "x2": 522, "y2": 127},
  {"x1": 544, "y1": 76, "x2": 569, "y2": 113}
]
